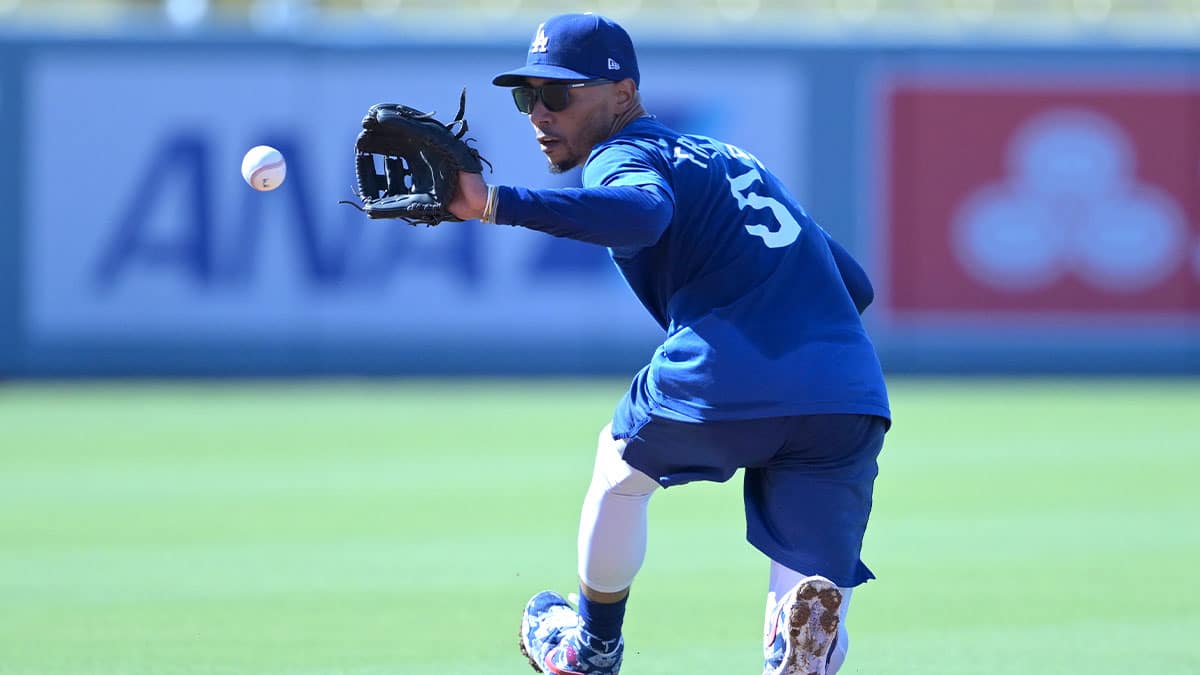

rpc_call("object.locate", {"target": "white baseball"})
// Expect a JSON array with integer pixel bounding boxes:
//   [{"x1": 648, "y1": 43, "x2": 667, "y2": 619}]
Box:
[{"x1": 241, "y1": 145, "x2": 286, "y2": 191}]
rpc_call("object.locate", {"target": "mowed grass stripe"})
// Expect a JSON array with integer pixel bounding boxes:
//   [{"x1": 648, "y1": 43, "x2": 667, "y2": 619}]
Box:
[{"x1": 1, "y1": 378, "x2": 1197, "y2": 674}]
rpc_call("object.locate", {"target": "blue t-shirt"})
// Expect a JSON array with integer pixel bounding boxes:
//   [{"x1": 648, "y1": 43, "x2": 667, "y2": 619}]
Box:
[{"x1": 499, "y1": 117, "x2": 890, "y2": 429}]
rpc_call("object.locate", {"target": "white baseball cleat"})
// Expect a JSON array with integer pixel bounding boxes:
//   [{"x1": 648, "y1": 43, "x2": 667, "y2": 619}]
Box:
[{"x1": 763, "y1": 575, "x2": 842, "y2": 675}]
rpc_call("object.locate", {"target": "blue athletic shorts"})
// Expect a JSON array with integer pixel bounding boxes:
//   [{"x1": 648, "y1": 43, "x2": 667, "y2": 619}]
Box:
[{"x1": 610, "y1": 409, "x2": 887, "y2": 588}]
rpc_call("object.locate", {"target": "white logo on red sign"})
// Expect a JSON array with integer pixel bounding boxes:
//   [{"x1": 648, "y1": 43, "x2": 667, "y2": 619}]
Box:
[{"x1": 953, "y1": 108, "x2": 1189, "y2": 293}]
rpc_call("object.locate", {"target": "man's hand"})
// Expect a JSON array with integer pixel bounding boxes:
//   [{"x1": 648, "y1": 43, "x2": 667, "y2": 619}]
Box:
[{"x1": 449, "y1": 171, "x2": 490, "y2": 222}]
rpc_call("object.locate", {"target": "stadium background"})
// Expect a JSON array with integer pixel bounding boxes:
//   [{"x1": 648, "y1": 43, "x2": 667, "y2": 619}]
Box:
[{"x1": 1, "y1": 2, "x2": 1197, "y2": 674}]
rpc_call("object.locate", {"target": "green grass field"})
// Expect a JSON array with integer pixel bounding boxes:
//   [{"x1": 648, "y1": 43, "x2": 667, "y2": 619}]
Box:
[{"x1": 2, "y1": 378, "x2": 1198, "y2": 674}]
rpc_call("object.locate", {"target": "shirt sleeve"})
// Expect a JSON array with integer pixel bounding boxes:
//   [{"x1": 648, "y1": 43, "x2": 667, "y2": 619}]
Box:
[
  {"x1": 822, "y1": 230, "x2": 874, "y2": 314},
  {"x1": 492, "y1": 141, "x2": 675, "y2": 250}
]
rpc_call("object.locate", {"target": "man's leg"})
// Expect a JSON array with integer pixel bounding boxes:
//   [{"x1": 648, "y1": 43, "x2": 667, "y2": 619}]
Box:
[
  {"x1": 749, "y1": 415, "x2": 886, "y2": 675},
  {"x1": 764, "y1": 561, "x2": 852, "y2": 675},
  {"x1": 578, "y1": 423, "x2": 660, "y2": 596},
  {"x1": 576, "y1": 423, "x2": 659, "y2": 643},
  {"x1": 520, "y1": 424, "x2": 659, "y2": 674}
]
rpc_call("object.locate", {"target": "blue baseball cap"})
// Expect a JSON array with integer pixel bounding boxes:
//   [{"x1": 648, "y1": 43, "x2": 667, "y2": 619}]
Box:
[{"x1": 492, "y1": 13, "x2": 639, "y2": 87}]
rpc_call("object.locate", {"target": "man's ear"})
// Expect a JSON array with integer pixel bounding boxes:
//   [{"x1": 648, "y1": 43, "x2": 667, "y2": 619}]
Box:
[{"x1": 614, "y1": 79, "x2": 638, "y2": 111}]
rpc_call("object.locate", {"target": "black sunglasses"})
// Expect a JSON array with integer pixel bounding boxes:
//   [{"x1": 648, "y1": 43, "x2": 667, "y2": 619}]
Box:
[{"x1": 511, "y1": 80, "x2": 613, "y2": 114}]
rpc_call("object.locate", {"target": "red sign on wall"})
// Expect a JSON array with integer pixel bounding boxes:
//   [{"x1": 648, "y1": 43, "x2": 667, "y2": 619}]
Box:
[{"x1": 882, "y1": 77, "x2": 1200, "y2": 318}]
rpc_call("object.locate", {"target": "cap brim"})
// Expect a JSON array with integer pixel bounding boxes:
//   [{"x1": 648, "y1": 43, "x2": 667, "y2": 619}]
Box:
[{"x1": 492, "y1": 64, "x2": 594, "y2": 87}]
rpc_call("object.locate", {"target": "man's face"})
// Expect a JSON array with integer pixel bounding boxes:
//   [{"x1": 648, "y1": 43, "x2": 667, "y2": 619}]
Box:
[{"x1": 520, "y1": 78, "x2": 617, "y2": 173}]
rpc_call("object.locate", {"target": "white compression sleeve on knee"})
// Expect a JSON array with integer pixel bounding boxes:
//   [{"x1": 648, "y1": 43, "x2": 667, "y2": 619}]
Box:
[
  {"x1": 577, "y1": 426, "x2": 660, "y2": 593},
  {"x1": 766, "y1": 561, "x2": 853, "y2": 674}
]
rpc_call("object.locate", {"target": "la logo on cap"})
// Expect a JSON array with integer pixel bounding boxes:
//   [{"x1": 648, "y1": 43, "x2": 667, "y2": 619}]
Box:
[{"x1": 530, "y1": 23, "x2": 549, "y2": 53}]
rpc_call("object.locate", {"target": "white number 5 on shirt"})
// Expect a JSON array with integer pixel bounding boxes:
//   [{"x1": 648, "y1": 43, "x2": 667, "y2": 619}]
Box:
[{"x1": 724, "y1": 144, "x2": 802, "y2": 249}]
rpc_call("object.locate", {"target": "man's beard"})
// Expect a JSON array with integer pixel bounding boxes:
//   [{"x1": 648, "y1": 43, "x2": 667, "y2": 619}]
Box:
[
  {"x1": 546, "y1": 117, "x2": 611, "y2": 174},
  {"x1": 546, "y1": 144, "x2": 582, "y2": 174}
]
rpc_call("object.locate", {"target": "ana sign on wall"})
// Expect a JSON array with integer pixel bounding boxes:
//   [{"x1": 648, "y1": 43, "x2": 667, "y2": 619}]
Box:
[{"x1": 23, "y1": 48, "x2": 804, "y2": 354}]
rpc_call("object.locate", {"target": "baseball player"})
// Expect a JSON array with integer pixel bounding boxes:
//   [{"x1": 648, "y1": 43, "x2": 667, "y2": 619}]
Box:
[{"x1": 448, "y1": 13, "x2": 891, "y2": 675}]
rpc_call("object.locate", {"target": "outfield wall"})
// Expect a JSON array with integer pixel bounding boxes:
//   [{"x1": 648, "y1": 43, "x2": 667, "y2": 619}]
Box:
[{"x1": 0, "y1": 34, "x2": 1196, "y2": 376}]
